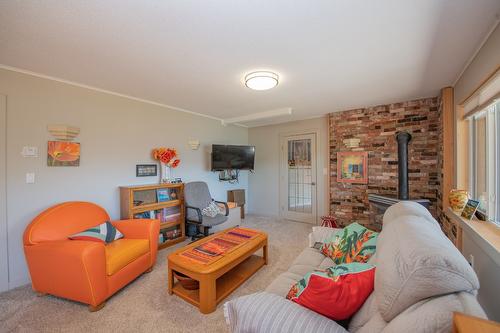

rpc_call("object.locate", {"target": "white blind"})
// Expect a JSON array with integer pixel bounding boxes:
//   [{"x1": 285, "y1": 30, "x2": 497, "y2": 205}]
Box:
[{"x1": 463, "y1": 70, "x2": 500, "y2": 119}]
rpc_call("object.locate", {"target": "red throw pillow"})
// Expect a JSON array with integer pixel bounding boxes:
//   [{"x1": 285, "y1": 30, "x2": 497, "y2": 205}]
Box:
[{"x1": 286, "y1": 263, "x2": 375, "y2": 320}]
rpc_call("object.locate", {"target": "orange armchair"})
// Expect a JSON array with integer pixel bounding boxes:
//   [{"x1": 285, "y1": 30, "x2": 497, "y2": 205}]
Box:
[{"x1": 23, "y1": 201, "x2": 159, "y2": 311}]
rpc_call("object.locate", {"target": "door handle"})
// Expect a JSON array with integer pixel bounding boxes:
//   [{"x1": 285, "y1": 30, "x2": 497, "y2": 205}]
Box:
[{"x1": 311, "y1": 182, "x2": 316, "y2": 185}]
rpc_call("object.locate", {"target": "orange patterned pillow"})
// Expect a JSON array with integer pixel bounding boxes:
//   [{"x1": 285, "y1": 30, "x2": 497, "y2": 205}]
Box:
[{"x1": 320, "y1": 222, "x2": 378, "y2": 264}]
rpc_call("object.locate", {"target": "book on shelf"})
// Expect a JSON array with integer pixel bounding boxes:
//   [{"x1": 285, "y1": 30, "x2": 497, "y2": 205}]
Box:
[
  {"x1": 163, "y1": 213, "x2": 181, "y2": 223},
  {"x1": 134, "y1": 209, "x2": 162, "y2": 220},
  {"x1": 134, "y1": 211, "x2": 151, "y2": 219},
  {"x1": 160, "y1": 225, "x2": 181, "y2": 241},
  {"x1": 156, "y1": 188, "x2": 170, "y2": 202},
  {"x1": 163, "y1": 206, "x2": 180, "y2": 215},
  {"x1": 160, "y1": 206, "x2": 181, "y2": 223}
]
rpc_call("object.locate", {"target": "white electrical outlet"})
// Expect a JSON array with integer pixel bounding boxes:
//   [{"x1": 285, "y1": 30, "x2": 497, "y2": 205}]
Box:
[{"x1": 26, "y1": 173, "x2": 35, "y2": 184}]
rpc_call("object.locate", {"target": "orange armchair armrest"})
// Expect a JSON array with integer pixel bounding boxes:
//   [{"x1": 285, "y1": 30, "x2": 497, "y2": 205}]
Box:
[
  {"x1": 112, "y1": 219, "x2": 159, "y2": 239},
  {"x1": 24, "y1": 240, "x2": 107, "y2": 307},
  {"x1": 111, "y1": 219, "x2": 160, "y2": 265}
]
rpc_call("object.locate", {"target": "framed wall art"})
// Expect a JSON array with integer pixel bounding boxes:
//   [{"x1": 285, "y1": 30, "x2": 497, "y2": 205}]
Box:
[
  {"x1": 337, "y1": 151, "x2": 368, "y2": 184},
  {"x1": 136, "y1": 164, "x2": 158, "y2": 177},
  {"x1": 47, "y1": 141, "x2": 80, "y2": 167}
]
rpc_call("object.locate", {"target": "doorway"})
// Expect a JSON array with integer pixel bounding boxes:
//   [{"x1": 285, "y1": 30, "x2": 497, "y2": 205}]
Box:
[
  {"x1": 280, "y1": 133, "x2": 317, "y2": 223},
  {"x1": 0, "y1": 94, "x2": 7, "y2": 291}
]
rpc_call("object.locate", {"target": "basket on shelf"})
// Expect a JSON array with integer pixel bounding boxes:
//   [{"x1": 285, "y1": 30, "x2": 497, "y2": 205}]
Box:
[{"x1": 173, "y1": 271, "x2": 199, "y2": 290}]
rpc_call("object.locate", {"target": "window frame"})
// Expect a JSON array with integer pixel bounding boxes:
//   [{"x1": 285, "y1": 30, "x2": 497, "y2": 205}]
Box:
[{"x1": 469, "y1": 101, "x2": 500, "y2": 224}]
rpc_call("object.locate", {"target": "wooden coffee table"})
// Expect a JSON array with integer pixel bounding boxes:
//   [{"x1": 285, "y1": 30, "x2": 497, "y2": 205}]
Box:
[{"x1": 167, "y1": 227, "x2": 268, "y2": 314}]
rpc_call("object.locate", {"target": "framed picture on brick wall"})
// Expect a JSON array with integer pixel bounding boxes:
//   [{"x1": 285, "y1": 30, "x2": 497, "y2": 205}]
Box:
[{"x1": 337, "y1": 151, "x2": 368, "y2": 184}]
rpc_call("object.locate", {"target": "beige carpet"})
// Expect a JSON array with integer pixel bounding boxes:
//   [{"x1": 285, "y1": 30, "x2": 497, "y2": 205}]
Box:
[{"x1": 0, "y1": 216, "x2": 313, "y2": 333}]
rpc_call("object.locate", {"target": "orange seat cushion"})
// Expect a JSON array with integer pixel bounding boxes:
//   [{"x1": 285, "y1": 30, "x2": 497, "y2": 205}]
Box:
[{"x1": 105, "y1": 239, "x2": 150, "y2": 276}]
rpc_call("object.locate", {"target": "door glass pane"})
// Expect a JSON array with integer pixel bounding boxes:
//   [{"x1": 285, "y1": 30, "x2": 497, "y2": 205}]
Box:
[{"x1": 288, "y1": 139, "x2": 312, "y2": 213}]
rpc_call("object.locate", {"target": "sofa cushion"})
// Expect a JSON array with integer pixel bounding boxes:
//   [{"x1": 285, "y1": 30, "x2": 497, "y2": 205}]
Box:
[
  {"x1": 292, "y1": 247, "x2": 326, "y2": 267},
  {"x1": 375, "y1": 207, "x2": 479, "y2": 322},
  {"x1": 381, "y1": 292, "x2": 486, "y2": 333},
  {"x1": 105, "y1": 239, "x2": 150, "y2": 275},
  {"x1": 318, "y1": 256, "x2": 336, "y2": 270},
  {"x1": 321, "y1": 222, "x2": 378, "y2": 264},
  {"x1": 288, "y1": 264, "x2": 320, "y2": 277},
  {"x1": 265, "y1": 271, "x2": 303, "y2": 297},
  {"x1": 308, "y1": 226, "x2": 342, "y2": 247},
  {"x1": 224, "y1": 292, "x2": 348, "y2": 333},
  {"x1": 287, "y1": 247, "x2": 328, "y2": 276},
  {"x1": 352, "y1": 311, "x2": 387, "y2": 333},
  {"x1": 286, "y1": 263, "x2": 375, "y2": 320},
  {"x1": 349, "y1": 292, "x2": 377, "y2": 332}
]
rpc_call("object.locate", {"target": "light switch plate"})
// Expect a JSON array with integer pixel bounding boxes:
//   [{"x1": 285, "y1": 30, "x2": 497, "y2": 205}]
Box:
[
  {"x1": 26, "y1": 173, "x2": 35, "y2": 184},
  {"x1": 22, "y1": 146, "x2": 38, "y2": 157}
]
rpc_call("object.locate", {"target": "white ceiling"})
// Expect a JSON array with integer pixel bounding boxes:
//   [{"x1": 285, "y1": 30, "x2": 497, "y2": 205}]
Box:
[{"x1": 1, "y1": 1, "x2": 499, "y2": 127}]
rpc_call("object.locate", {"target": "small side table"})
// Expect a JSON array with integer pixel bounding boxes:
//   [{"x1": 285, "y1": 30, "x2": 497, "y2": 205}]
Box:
[{"x1": 452, "y1": 312, "x2": 500, "y2": 333}]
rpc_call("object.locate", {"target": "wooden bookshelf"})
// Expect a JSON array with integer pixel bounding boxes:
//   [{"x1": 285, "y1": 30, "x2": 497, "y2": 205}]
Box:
[{"x1": 120, "y1": 183, "x2": 186, "y2": 249}]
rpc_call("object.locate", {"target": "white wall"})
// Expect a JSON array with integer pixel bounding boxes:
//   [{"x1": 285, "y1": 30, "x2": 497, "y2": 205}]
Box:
[
  {"x1": 248, "y1": 117, "x2": 329, "y2": 221},
  {"x1": 0, "y1": 68, "x2": 249, "y2": 290},
  {"x1": 0, "y1": 94, "x2": 8, "y2": 291},
  {"x1": 462, "y1": 232, "x2": 500, "y2": 321}
]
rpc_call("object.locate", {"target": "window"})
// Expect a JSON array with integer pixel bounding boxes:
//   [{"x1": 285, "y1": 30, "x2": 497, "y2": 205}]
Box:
[{"x1": 469, "y1": 100, "x2": 499, "y2": 223}]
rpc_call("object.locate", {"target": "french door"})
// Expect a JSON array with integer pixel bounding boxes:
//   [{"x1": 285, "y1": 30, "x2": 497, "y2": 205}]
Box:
[{"x1": 280, "y1": 133, "x2": 317, "y2": 223}]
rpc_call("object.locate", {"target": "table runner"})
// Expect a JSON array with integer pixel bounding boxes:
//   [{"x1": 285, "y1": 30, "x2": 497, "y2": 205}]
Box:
[{"x1": 179, "y1": 227, "x2": 260, "y2": 265}]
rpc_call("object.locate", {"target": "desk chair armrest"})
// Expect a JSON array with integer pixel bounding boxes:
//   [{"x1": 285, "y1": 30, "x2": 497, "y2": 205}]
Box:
[
  {"x1": 215, "y1": 201, "x2": 229, "y2": 216},
  {"x1": 186, "y1": 205, "x2": 203, "y2": 223}
]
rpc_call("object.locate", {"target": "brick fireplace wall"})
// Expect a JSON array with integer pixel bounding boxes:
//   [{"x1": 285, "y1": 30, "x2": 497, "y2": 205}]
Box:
[{"x1": 329, "y1": 97, "x2": 441, "y2": 229}]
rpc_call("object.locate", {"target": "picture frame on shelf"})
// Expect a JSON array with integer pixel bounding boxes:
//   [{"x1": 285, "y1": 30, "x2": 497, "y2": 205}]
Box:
[{"x1": 461, "y1": 199, "x2": 480, "y2": 220}]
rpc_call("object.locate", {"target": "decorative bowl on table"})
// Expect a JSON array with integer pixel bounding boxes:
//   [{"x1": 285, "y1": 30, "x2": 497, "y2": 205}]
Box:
[{"x1": 173, "y1": 271, "x2": 199, "y2": 290}]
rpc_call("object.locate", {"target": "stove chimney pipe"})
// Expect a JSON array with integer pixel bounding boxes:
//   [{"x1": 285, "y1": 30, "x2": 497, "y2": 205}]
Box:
[{"x1": 396, "y1": 131, "x2": 412, "y2": 200}]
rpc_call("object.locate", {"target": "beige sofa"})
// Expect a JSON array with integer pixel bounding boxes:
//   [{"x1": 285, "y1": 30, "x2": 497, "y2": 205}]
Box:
[{"x1": 225, "y1": 201, "x2": 486, "y2": 333}]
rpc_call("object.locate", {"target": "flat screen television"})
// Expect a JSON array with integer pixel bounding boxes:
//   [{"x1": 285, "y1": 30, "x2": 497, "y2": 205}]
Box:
[{"x1": 211, "y1": 145, "x2": 255, "y2": 171}]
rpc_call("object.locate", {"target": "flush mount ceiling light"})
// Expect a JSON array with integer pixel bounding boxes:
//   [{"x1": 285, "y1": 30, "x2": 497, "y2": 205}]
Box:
[{"x1": 244, "y1": 71, "x2": 279, "y2": 91}]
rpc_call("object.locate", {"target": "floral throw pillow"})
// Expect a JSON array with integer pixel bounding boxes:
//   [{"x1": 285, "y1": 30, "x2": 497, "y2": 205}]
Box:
[
  {"x1": 320, "y1": 222, "x2": 378, "y2": 264},
  {"x1": 286, "y1": 263, "x2": 375, "y2": 320}
]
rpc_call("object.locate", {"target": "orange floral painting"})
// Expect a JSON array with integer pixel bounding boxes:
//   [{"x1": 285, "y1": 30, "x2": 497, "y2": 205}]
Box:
[{"x1": 47, "y1": 141, "x2": 80, "y2": 166}]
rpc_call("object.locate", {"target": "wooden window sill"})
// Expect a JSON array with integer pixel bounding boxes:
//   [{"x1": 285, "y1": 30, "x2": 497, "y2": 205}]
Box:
[{"x1": 446, "y1": 208, "x2": 500, "y2": 266}]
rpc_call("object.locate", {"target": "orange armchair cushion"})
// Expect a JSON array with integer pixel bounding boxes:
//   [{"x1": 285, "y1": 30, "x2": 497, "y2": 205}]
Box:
[{"x1": 105, "y1": 239, "x2": 150, "y2": 276}]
